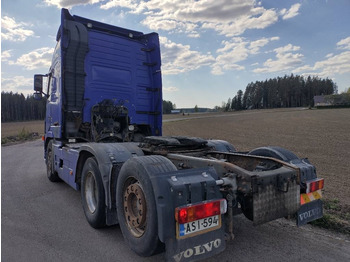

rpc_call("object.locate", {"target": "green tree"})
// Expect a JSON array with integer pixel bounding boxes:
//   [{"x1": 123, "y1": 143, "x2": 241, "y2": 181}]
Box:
[
  {"x1": 225, "y1": 98, "x2": 231, "y2": 112},
  {"x1": 162, "y1": 100, "x2": 175, "y2": 114},
  {"x1": 236, "y1": 90, "x2": 243, "y2": 110},
  {"x1": 194, "y1": 105, "x2": 199, "y2": 113}
]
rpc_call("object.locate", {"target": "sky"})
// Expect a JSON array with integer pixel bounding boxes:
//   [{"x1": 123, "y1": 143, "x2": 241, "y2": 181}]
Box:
[{"x1": 1, "y1": 0, "x2": 350, "y2": 108}]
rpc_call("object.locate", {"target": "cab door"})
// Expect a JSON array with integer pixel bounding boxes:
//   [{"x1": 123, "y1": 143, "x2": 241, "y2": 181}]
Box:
[{"x1": 45, "y1": 42, "x2": 62, "y2": 139}]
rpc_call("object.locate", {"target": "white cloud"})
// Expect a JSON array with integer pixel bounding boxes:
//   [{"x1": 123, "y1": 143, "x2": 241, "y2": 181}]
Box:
[
  {"x1": 9, "y1": 48, "x2": 54, "y2": 70},
  {"x1": 1, "y1": 16, "x2": 34, "y2": 42},
  {"x1": 44, "y1": 0, "x2": 103, "y2": 8},
  {"x1": 212, "y1": 36, "x2": 279, "y2": 74},
  {"x1": 254, "y1": 44, "x2": 303, "y2": 73},
  {"x1": 100, "y1": 0, "x2": 140, "y2": 11},
  {"x1": 1, "y1": 50, "x2": 13, "y2": 62},
  {"x1": 141, "y1": 16, "x2": 200, "y2": 37},
  {"x1": 212, "y1": 40, "x2": 247, "y2": 75},
  {"x1": 163, "y1": 86, "x2": 179, "y2": 92},
  {"x1": 337, "y1": 37, "x2": 350, "y2": 50},
  {"x1": 199, "y1": 8, "x2": 278, "y2": 37},
  {"x1": 1, "y1": 76, "x2": 33, "y2": 95},
  {"x1": 101, "y1": 0, "x2": 279, "y2": 37},
  {"x1": 293, "y1": 38, "x2": 350, "y2": 78},
  {"x1": 293, "y1": 65, "x2": 313, "y2": 74},
  {"x1": 280, "y1": 3, "x2": 301, "y2": 20},
  {"x1": 159, "y1": 36, "x2": 215, "y2": 75},
  {"x1": 249, "y1": 36, "x2": 279, "y2": 54},
  {"x1": 313, "y1": 51, "x2": 350, "y2": 76}
]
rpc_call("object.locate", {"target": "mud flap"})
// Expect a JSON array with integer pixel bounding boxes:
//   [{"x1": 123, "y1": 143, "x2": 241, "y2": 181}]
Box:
[
  {"x1": 297, "y1": 199, "x2": 323, "y2": 226},
  {"x1": 165, "y1": 227, "x2": 226, "y2": 262},
  {"x1": 148, "y1": 167, "x2": 225, "y2": 261}
]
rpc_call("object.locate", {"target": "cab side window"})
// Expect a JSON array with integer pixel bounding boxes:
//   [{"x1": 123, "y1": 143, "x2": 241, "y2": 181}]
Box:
[{"x1": 50, "y1": 71, "x2": 58, "y2": 102}]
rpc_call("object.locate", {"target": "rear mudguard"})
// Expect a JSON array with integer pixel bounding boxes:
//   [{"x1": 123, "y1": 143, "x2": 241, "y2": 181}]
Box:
[
  {"x1": 150, "y1": 167, "x2": 226, "y2": 262},
  {"x1": 55, "y1": 142, "x2": 144, "y2": 225}
]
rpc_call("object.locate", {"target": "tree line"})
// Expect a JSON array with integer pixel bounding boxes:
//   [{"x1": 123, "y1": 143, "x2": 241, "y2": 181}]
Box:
[
  {"x1": 2, "y1": 75, "x2": 340, "y2": 122},
  {"x1": 2, "y1": 92, "x2": 178, "y2": 121},
  {"x1": 223, "y1": 74, "x2": 337, "y2": 111},
  {"x1": 1, "y1": 92, "x2": 46, "y2": 122}
]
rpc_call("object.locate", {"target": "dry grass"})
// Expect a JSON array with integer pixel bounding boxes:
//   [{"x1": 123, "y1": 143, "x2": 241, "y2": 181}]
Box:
[
  {"x1": 1, "y1": 121, "x2": 44, "y2": 144},
  {"x1": 1, "y1": 120, "x2": 44, "y2": 138}
]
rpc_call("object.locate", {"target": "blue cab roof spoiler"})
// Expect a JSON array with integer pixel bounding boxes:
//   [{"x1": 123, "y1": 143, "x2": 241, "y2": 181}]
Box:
[{"x1": 56, "y1": 8, "x2": 146, "y2": 42}]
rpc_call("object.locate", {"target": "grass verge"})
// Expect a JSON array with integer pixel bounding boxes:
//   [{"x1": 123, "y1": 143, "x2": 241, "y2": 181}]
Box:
[
  {"x1": 1, "y1": 127, "x2": 40, "y2": 145},
  {"x1": 310, "y1": 198, "x2": 350, "y2": 235}
]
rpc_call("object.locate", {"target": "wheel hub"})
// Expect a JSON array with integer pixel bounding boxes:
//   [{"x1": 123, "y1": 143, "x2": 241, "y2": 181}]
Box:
[
  {"x1": 85, "y1": 172, "x2": 97, "y2": 214},
  {"x1": 123, "y1": 183, "x2": 147, "y2": 237}
]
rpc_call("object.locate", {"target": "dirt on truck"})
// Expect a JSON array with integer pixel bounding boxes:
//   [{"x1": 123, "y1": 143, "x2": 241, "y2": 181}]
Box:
[{"x1": 32, "y1": 8, "x2": 326, "y2": 261}]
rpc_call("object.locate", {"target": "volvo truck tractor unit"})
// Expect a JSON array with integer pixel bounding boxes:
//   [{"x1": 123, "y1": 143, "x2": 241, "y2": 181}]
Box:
[{"x1": 34, "y1": 9, "x2": 324, "y2": 262}]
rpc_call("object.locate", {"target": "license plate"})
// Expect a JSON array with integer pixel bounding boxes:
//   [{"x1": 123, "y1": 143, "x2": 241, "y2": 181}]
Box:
[{"x1": 177, "y1": 215, "x2": 221, "y2": 239}]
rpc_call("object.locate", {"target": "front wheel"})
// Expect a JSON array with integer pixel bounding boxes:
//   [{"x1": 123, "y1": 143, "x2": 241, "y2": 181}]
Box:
[
  {"x1": 81, "y1": 157, "x2": 106, "y2": 228},
  {"x1": 116, "y1": 156, "x2": 176, "y2": 256},
  {"x1": 46, "y1": 140, "x2": 60, "y2": 182}
]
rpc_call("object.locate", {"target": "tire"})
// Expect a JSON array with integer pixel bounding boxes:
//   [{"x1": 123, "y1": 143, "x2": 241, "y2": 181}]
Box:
[
  {"x1": 81, "y1": 157, "x2": 106, "y2": 228},
  {"x1": 116, "y1": 155, "x2": 177, "y2": 257},
  {"x1": 46, "y1": 140, "x2": 61, "y2": 182},
  {"x1": 248, "y1": 146, "x2": 298, "y2": 162}
]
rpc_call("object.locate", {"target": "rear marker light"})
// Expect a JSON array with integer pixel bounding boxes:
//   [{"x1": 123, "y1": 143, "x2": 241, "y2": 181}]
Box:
[
  {"x1": 175, "y1": 199, "x2": 227, "y2": 224},
  {"x1": 306, "y1": 178, "x2": 324, "y2": 193}
]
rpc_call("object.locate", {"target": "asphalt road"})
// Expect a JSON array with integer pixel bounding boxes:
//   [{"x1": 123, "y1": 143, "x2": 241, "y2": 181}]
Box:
[{"x1": 2, "y1": 140, "x2": 350, "y2": 262}]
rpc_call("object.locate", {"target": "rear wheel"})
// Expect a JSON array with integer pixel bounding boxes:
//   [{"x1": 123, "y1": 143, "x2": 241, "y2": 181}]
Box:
[
  {"x1": 81, "y1": 157, "x2": 106, "y2": 228},
  {"x1": 46, "y1": 140, "x2": 60, "y2": 182},
  {"x1": 116, "y1": 156, "x2": 176, "y2": 256}
]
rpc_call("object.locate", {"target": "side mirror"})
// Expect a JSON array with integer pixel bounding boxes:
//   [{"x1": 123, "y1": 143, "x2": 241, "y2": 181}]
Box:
[
  {"x1": 34, "y1": 74, "x2": 43, "y2": 92},
  {"x1": 33, "y1": 92, "x2": 42, "y2": 101}
]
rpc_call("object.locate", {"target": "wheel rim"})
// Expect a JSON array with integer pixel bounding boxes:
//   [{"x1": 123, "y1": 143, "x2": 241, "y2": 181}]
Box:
[
  {"x1": 123, "y1": 178, "x2": 147, "y2": 238},
  {"x1": 85, "y1": 172, "x2": 97, "y2": 214}
]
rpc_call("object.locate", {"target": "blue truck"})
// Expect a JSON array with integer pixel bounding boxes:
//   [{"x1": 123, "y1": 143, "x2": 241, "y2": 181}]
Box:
[{"x1": 34, "y1": 9, "x2": 324, "y2": 261}]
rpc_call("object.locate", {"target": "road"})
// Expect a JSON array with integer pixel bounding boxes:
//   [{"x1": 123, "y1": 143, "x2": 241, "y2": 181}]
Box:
[{"x1": 2, "y1": 140, "x2": 350, "y2": 262}]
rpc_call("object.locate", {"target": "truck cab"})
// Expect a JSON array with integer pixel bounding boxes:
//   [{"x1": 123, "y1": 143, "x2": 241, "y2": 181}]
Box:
[{"x1": 34, "y1": 8, "x2": 162, "y2": 147}]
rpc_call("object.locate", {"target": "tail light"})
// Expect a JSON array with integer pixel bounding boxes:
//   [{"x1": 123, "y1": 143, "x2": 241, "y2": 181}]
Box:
[
  {"x1": 175, "y1": 199, "x2": 227, "y2": 224},
  {"x1": 306, "y1": 178, "x2": 324, "y2": 193}
]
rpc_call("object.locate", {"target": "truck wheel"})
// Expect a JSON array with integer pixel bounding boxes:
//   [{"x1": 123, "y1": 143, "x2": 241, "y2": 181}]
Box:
[
  {"x1": 81, "y1": 157, "x2": 106, "y2": 228},
  {"x1": 248, "y1": 146, "x2": 298, "y2": 162},
  {"x1": 46, "y1": 140, "x2": 61, "y2": 182},
  {"x1": 116, "y1": 156, "x2": 177, "y2": 257}
]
